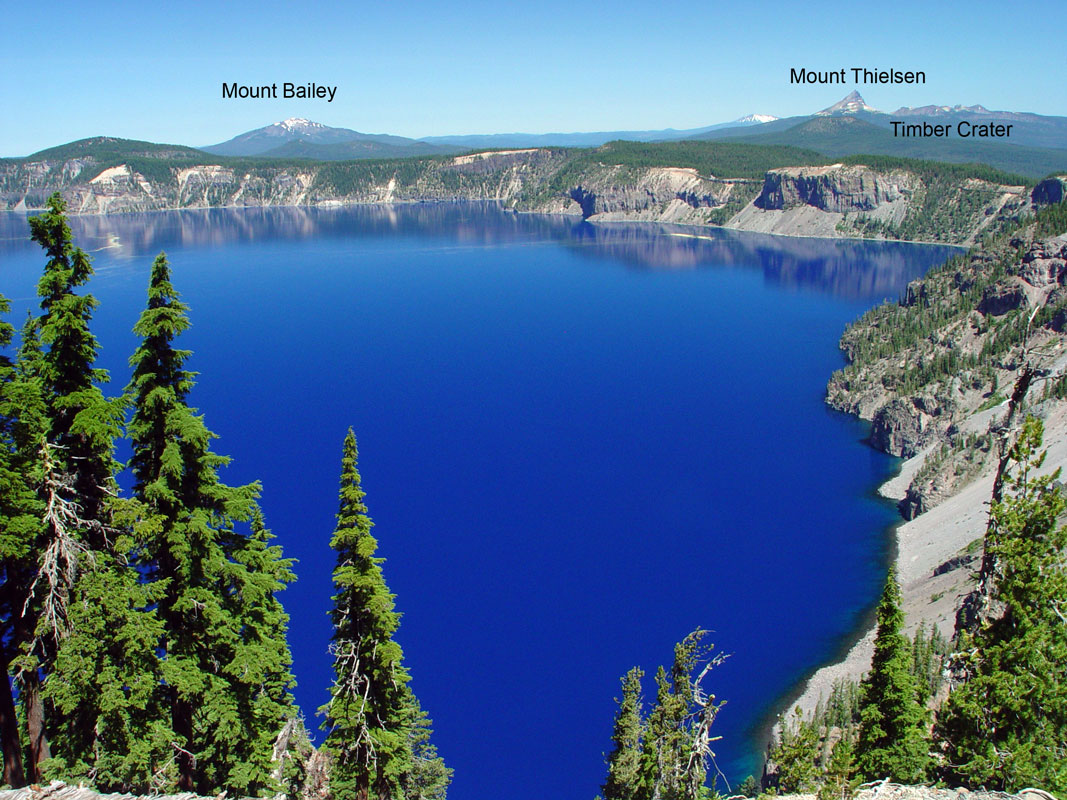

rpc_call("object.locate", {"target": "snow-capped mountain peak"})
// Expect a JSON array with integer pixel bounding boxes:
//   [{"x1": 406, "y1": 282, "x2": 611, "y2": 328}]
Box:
[
  {"x1": 735, "y1": 113, "x2": 778, "y2": 124},
  {"x1": 271, "y1": 118, "x2": 327, "y2": 133}
]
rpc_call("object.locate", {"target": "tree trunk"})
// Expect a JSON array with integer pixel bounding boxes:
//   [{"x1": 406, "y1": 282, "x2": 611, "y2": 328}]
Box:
[
  {"x1": 22, "y1": 669, "x2": 50, "y2": 782},
  {"x1": 173, "y1": 693, "x2": 195, "y2": 791},
  {"x1": 0, "y1": 663, "x2": 26, "y2": 788}
]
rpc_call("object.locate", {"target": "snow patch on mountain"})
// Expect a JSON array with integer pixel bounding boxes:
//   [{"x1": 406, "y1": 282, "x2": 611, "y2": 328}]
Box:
[{"x1": 735, "y1": 114, "x2": 778, "y2": 124}]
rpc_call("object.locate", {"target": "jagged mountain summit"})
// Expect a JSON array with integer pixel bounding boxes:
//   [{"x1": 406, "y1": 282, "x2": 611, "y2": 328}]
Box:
[{"x1": 817, "y1": 91, "x2": 881, "y2": 116}]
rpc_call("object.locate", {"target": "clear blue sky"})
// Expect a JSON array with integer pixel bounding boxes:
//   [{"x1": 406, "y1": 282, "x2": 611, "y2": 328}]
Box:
[{"x1": 2, "y1": 0, "x2": 1065, "y2": 156}]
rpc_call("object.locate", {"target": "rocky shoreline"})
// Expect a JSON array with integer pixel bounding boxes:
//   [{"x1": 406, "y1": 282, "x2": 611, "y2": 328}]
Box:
[
  {"x1": 4, "y1": 147, "x2": 1063, "y2": 247},
  {"x1": 775, "y1": 213, "x2": 1067, "y2": 738}
]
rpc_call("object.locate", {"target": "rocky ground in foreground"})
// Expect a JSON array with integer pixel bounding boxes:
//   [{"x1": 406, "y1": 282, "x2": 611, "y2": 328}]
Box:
[{"x1": 768, "y1": 784, "x2": 1058, "y2": 800}]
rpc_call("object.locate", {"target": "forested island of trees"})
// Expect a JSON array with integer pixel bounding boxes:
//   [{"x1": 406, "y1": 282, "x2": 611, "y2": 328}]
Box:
[{"x1": 3, "y1": 194, "x2": 1067, "y2": 800}]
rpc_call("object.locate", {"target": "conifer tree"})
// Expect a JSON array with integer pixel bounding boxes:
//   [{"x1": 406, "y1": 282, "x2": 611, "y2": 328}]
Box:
[
  {"x1": 602, "y1": 667, "x2": 645, "y2": 800},
  {"x1": 8, "y1": 194, "x2": 129, "y2": 783},
  {"x1": 769, "y1": 707, "x2": 820, "y2": 792},
  {"x1": 400, "y1": 693, "x2": 452, "y2": 800},
  {"x1": 0, "y1": 203, "x2": 165, "y2": 790},
  {"x1": 29, "y1": 194, "x2": 121, "y2": 532},
  {"x1": 636, "y1": 631, "x2": 724, "y2": 800},
  {"x1": 854, "y1": 566, "x2": 931, "y2": 783},
  {"x1": 0, "y1": 305, "x2": 45, "y2": 787},
  {"x1": 125, "y1": 253, "x2": 297, "y2": 794},
  {"x1": 638, "y1": 665, "x2": 673, "y2": 800},
  {"x1": 321, "y1": 429, "x2": 447, "y2": 800},
  {"x1": 818, "y1": 738, "x2": 858, "y2": 800},
  {"x1": 936, "y1": 417, "x2": 1067, "y2": 791}
]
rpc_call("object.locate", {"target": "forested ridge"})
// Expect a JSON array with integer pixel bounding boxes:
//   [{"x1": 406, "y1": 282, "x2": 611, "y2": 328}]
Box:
[
  {"x1": 3, "y1": 136, "x2": 1060, "y2": 249},
  {"x1": 0, "y1": 195, "x2": 449, "y2": 799}
]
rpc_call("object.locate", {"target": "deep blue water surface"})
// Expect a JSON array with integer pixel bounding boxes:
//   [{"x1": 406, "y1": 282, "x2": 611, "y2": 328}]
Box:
[{"x1": 0, "y1": 205, "x2": 958, "y2": 798}]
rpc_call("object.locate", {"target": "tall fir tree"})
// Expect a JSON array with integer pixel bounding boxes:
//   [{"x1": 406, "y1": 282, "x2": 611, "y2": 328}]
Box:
[
  {"x1": 7, "y1": 194, "x2": 132, "y2": 784},
  {"x1": 935, "y1": 417, "x2": 1067, "y2": 791},
  {"x1": 854, "y1": 566, "x2": 931, "y2": 783},
  {"x1": 0, "y1": 199, "x2": 167, "y2": 790},
  {"x1": 29, "y1": 194, "x2": 121, "y2": 532},
  {"x1": 321, "y1": 429, "x2": 447, "y2": 800},
  {"x1": 125, "y1": 252, "x2": 297, "y2": 795},
  {"x1": 602, "y1": 667, "x2": 645, "y2": 800}
]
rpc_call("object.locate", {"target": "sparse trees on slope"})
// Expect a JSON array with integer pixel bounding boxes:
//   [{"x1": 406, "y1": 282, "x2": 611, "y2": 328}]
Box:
[
  {"x1": 854, "y1": 565, "x2": 931, "y2": 783},
  {"x1": 935, "y1": 416, "x2": 1067, "y2": 792},
  {"x1": 125, "y1": 253, "x2": 297, "y2": 795},
  {"x1": 321, "y1": 429, "x2": 448, "y2": 800},
  {"x1": 602, "y1": 667, "x2": 644, "y2": 800}
]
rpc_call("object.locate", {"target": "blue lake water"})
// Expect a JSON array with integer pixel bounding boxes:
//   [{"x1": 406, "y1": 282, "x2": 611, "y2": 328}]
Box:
[{"x1": 0, "y1": 204, "x2": 958, "y2": 797}]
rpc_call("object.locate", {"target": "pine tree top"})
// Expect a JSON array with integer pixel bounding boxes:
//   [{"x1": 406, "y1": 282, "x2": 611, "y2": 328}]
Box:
[{"x1": 29, "y1": 194, "x2": 93, "y2": 309}]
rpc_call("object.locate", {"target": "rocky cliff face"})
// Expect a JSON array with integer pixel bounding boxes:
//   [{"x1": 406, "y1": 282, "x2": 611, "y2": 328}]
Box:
[
  {"x1": 1033, "y1": 175, "x2": 1067, "y2": 206},
  {"x1": 826, "y1": 209, "x2": 1067, "y2": 518},
  {"x1": 559, "y1": 165, "x2": 751, "y2": 224},
  {"x1": 736, "y1": 163, "x2": 1031, "y2": 245},
  {"x1": 755, "y1": 164, "x2": 916, "y2": 213}
]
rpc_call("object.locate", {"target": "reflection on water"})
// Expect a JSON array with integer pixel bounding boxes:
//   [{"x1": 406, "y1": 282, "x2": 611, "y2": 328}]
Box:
[{"x1": 0, "y1": 203, "x2": 960, "y2": 302}]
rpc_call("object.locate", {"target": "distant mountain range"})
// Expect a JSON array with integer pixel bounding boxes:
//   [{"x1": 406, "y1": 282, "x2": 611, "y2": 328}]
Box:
[
  {"x1": 8, "y1": 94, "x2": 1065, "y2": 180},
  {"x1": 196, "y1": 94, "x2": 1066, "y2": 169},
  {"x1": 694, "y1": 91, "x2": 1067, "y2": 150},
  {"x1": 414, "y1": 114, "x2": 780, "y2": 150},
  {"x1": 201, "y1": 118, "x2": 462, "y2": 159},
  {"x1": 202, "y1": 115, "x2": 783, "y2": 159}
]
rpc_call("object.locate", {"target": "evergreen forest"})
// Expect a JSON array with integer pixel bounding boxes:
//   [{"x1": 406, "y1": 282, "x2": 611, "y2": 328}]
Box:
[{"x1": 0, "y1": 194, "x2": 449, "y2": 799}]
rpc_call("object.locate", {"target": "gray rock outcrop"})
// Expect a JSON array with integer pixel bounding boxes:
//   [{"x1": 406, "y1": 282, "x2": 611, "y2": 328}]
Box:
[
  {"x1": 755, "y1": 164, "x2": 915, "y2": 213},
  {"x1": 870, "y1": 396, "x2": 946, "y2": 459}
]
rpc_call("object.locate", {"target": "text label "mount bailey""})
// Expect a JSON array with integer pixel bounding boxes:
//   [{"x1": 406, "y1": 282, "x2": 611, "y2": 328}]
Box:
[{"x1": 222, "y1": 83, "x2": 338, "y2": 102}]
